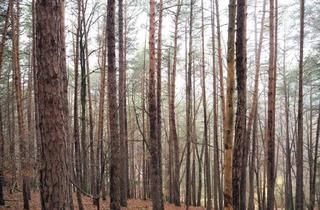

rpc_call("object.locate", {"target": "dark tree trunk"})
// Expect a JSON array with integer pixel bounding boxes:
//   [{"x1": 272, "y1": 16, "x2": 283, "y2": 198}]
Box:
[
  {"x1": 148, "y1": 0, "x2": 164, "y2": 209},
  {"x1": 224, "y1": 0, "x2": 236, "y2": 209},
  {"x1": 296, "y1": 0, "x2": 304, "y2": 209},
  {"x1": 107, "y1": 0, "x2": 121, "y2": 209},
  {"x1": 232, "y1": 0, "x2": 248, "y2": 208},
  {"x1": 35, "y1": 0, "x2": 70, "y2": 207}
]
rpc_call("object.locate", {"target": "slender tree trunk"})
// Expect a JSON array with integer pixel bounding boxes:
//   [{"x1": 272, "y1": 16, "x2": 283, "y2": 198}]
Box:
[
  {"x1": 296, "y1": 0, "x2": 304, "y2": 209},
  {"x1": 107, "y1": 0, "x2": 121, "y2": 209},
  {"x1": 211, "y1": 1, "x2": 224, "y2": 209},
  {"x1": 224, "y1": 0, "x2": 236, "y2": 209},
  {"x1": 266, "y1": 0, "x2": 276, "y2": 208},
  {"x1": 167, "y1": 49, "x2": 173, "y2": 203},
  {"x1": 185, "y1": 0, "x2": 193, "y2": 207},
  {"x1": 36, "y1": 0, "x2": 70, "y2": 207},
  {"x1": 84, "y1": 20, "x2": 95, "y2": 197},
  {"x1": 73, "y1": 1, "x2": 84, "y2": 208},
  {"x1": 169, "y1": 0, "x2": 181, "y2": 206},
  {"x1": 94, "y1": 21, "x2": 107, "y2": 208},
  {"x1": 249, "y1": 1, "x2": 267, "y2": 210},
  {"x1": 156, "y1": 0, "x2": 164, "y2": 207},
  {"x1": 119, "y1": 0, "x2": 128, "y2": 206},
  {"x1": 283, "y1": 36, "x2": 294, "y2": 210},
  {"x1": 200, "y1": 0, "x2": 212, "y2": 209},
  {"x1": 310, "y1": 103, "x2": 320, "y2": 210},
  {"x1": 80, "y1": 5, "x2": 88, "y2": 192},
  {"x1": 12, "y1": 1, "x2": 30, "y2": 208}
]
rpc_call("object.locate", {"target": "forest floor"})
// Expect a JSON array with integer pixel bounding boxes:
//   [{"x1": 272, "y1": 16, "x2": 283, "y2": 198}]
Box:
[{"x1": 0, "y1": 190, "x2": 206, "y2": 210}]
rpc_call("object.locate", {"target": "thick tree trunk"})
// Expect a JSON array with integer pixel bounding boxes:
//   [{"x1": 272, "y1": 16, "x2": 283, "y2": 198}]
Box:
[
  {"x1": 35, "y1": 0, "x2": 70, "y2": 207},
  {"x1": 232, "y1": 0, "x2": 248, "y2": 208}
]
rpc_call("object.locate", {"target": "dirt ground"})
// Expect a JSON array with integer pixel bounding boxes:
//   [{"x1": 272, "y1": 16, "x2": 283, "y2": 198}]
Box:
[{"x1": 0, "y1": 191, "x2": 206, "y2": 210}]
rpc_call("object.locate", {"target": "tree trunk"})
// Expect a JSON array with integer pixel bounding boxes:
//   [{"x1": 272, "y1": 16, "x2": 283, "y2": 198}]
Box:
[
  {"x1": 94, "y1": 21, "x2": 107, "y2": 208},
  {"x1": 266, "y1": 0, "x2": 276, "y2": 208},
  {"x1": 80, "y1": 4, "x2": 88, "y2": 192},
  {"x1": 283, "y1": 36, "x2": 294, "y2": 210},
  {"x1": 36, "y1": 0, "x2": 70, "y2": 207},
  {"x1": 107, "y1": 0, "x2": 121, "y2": 209},
  {"x1": 73, "y1": 1, "x2": 84, "y2": 208},
  {"x1": 232, "y1": 0, "x2": 248, "y2": 208},
  {"x1": 200, "y1": 0, "x2": 212, "y2": 209},
  {"x1": 12, "y1": 1, "x2": 30, "y2": 208},
  {"x1": 185, "y1": 0, "x2": 193, "y2": 207},
  {"x1": 296, "y1": 0, "x2": 304, "y2": 209},
  {"x1": 310, "y1": 104, "x2": 320, "y2": 210},
  {"x1": 169, "y1": 0, "x2": 181, "y2": 206},
  {"x1": 119, "y1": 0, "x2": 128, "y2": 206},
  {"x1": 156, "y1": 0, "x2": 164, "y2": 207},
  {"x1": 149, "y1": 1, "x2": 164, "y2": 209},
  {"x1": 0, "y1": 0, "x2": 13, "y2": 205},
  {"x1": 224, "y1": 0, "x2": 236, "y2": 209}
]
